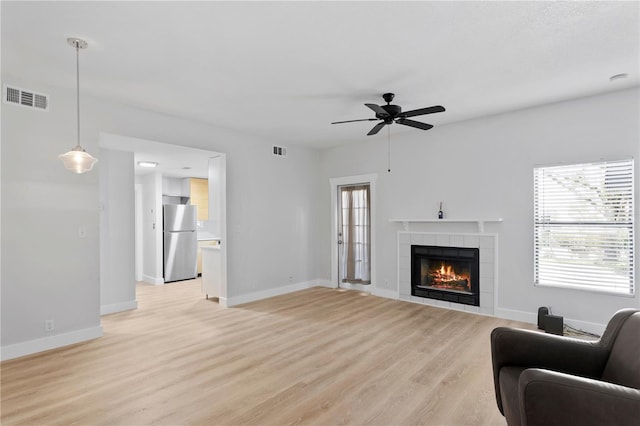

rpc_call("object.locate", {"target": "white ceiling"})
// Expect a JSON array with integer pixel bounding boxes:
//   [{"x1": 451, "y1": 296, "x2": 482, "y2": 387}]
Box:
[
  {"x1": 2, "y1": 1, "x2": 639, "y2": 152},
  {"x1": 100, "y1": 133, "x2": 218, "y2": 178}
]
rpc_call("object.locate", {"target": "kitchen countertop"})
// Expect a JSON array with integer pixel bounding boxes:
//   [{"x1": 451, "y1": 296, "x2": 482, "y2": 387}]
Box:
[{"x1": 197, "y1": 231, "x2": 219, "y2": 241}]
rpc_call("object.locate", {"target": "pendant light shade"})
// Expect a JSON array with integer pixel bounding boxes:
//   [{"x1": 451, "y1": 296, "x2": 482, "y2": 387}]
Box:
[
  {"x1": 59, "y1": 37, "x2": 97, "y2": 174},
  {"x1": 59, "y1": 145, "x2": 98, "y2": 173}
]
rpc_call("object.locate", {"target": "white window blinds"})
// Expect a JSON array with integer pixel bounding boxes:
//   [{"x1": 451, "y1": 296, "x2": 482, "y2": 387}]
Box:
[{"x1": 534, "y1": 159, "x2": 634, "y2": 295}]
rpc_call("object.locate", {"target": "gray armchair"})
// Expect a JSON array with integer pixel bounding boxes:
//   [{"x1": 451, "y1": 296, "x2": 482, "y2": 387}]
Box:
[{"x1": 491, "y1": 309, "x2": 640, "y2": 426}]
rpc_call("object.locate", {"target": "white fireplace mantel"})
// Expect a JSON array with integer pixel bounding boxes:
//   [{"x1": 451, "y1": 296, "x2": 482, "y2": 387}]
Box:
[{"x1": 389, "y1": 218, "x2": 503, "y2": 232}]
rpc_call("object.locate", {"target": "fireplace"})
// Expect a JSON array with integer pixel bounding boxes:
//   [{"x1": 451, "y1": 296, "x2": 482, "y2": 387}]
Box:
[{"x1": 411, "y1": 245, "x2": 480, "y2": 307}]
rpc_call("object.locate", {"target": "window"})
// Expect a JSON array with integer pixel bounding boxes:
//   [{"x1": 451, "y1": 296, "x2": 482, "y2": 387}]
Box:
[{"x1": 534, "y1": 159, "x2": 634, "y2": 295}]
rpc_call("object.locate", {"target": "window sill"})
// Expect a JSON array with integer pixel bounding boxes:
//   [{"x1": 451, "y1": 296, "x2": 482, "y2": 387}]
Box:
[{"x1": 534, "y1": 282, "x2": 635, "y2": 298}]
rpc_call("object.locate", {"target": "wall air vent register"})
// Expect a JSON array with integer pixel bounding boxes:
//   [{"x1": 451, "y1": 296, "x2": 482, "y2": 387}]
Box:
[
  {"x1": 4, "y1": 84, "x2": 49, "y2": 111},
  {"x1": 272, "y1": 145, "x2": 287, "y2": 158}
]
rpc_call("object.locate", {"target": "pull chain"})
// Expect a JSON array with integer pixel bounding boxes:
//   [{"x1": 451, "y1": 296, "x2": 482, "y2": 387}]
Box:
[{"x1": 387, "y1": 125, "x2": 391, "y2": 172}]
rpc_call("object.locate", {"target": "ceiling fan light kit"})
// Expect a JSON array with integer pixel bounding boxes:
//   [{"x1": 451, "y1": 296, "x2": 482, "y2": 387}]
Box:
[
  {"x1": 59, "y1": 37, "x2": 98, "y2": 174},
  {"x1": 332, "y1": 92, "x2": 445, "y2": 136}
]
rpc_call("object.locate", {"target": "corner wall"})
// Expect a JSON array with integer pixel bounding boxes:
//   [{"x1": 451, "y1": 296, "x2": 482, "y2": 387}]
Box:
[
  {"x1": 318, "y1": 88, "x2": 640, "y2": 333},
  {"x1": 99, "y1": 148, "x2": 137, "y2": 313},
  {"x1": 1, "y1": 72, "x2": 321, "y2": 360}
]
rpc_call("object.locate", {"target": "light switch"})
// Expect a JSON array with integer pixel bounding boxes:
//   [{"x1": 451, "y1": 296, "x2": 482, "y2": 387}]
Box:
[{"x1": 78, "y1": 227, "x2": 87, "y2": 238}]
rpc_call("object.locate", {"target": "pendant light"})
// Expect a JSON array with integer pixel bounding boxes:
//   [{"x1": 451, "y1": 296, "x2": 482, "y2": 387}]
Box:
[{"x1": 59, "y1": 37, "x2": 98, "y2": 174}]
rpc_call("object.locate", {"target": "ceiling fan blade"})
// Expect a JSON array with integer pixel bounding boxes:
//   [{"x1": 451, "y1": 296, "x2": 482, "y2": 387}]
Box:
[
  {"x1": 396, "y1": 118, "x2": 433, "y2": 131},
  {"x1": 400, "y1": 105, "x2": 445, "y2": 118},
  {"x1": 331, "y1": 118, "x2": 379, "y2": 124},
  {"x1": 365, "y1": 103, "x2": 389, "y2": 117},
  {"x1": 367, "y1": 122, "x2": 386, "y2": 136}
]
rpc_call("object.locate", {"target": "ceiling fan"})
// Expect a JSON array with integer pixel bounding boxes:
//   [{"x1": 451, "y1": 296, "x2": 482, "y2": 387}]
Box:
[{"x1": 331, "y1": 93, "x2": 445, "y2": 135}]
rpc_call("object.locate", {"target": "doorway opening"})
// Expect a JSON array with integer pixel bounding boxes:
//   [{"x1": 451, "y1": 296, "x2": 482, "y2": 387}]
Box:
[
  {"x1": 330, "y1": 174, "x2": 377, "y2": 292},
  {"x1": 338, "y1": 184, "x2": 371, "y2": 286},
  {"x1": 99, "y1": 133, "x2": 228, "y2": 315}
]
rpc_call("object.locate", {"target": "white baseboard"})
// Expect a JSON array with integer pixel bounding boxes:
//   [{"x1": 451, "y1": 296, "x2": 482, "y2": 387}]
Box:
[
  {"x1": 313, "y1": 281, "x2": 397, "y2": 300},
  {"x1": 1, "y1": 326, "x2": 103, "y2": 361},
  {"x1": 100, "y1": 300, "x2": 138, "y2": 316},
  {"x1": 563, "y1": 318, "x2": 606, "y2": 336},
  {"x1": 315, "y1": 280, "x2": 336, "y2": 289},
  {"x1": 494, "y1": 307, "x2": 538, "y2": 325},
  {"x1": 372, "y1": 287, "x2": 398, "y2": 300},
  {"x1": 224, "y1": 280, "x2": 609, "y2": 335},
  {"x1": 225, "y1": 280, "x2": 316, "y2": 307},
  {"x1": 143, "y1": 274, "x2": 164, "y2": 285},
  {"x1": 494, "y1": 307, "x2": 606, "y2": 336},
  {"x1": 337, "y1": 282, "x2": 372, "y2": 292}
]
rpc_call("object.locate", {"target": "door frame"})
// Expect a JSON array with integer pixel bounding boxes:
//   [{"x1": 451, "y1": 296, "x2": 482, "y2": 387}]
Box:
[
  {"x1": 134, "y1": 183, "x2": 143, "y2": 282},
  {"x1": 330, "y1": 173, "x2": 377, "y2": 292}
]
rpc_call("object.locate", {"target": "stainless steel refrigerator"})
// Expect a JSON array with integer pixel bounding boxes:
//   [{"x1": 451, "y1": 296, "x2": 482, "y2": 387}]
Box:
[{"x1": 163, "y1": 204, "x2": 198, "y2": 282}]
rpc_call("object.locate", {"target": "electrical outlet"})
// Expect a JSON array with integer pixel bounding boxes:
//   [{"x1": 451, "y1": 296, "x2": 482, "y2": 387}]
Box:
[
  {"x1": 289, "y1": 276, "x2": 293, "y2": 283},
  {"x1": 45, "y1": 319, "x2": 54, "y2": 332}
]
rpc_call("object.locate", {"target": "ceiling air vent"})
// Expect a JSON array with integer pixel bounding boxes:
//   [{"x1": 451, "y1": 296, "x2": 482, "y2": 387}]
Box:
[
  {"x1": 272, "y1": 145, "x2": 287, "y2": 158},
  {"x1": 4, "y1": 85, "x2": 49, "y2": 111}
]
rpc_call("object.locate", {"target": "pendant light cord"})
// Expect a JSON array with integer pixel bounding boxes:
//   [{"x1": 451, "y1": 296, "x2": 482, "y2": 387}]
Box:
[{"x1": 75, "y1": 42, "x2": 81, "y2": 149}]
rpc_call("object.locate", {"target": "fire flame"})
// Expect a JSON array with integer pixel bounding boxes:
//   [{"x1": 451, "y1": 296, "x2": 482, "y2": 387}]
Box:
[
  {"x1": 437, "y1": 263, "x2": 464, "y2": 281},
  {"x1": 430, "y1": 263, "x2": 470, "y2": 291}
]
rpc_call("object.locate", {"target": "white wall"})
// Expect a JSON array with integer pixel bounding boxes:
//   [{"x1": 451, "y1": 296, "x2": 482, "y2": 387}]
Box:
[
  {"x1": 208, "y1": 156, "x2": 222, "y2": 238},
  {"x1": 1, "y1": 71, "x2": 321, "y2": 358},
  {"x1": 319, "y1": 88, "x2": 640, "y2": 332},
  {"x1": 5, "y1": 56, "x2": 633, "y2": 360},
  {"x1": 99, "y1": 149, "x2": 136, "y2": 313},
  {"x1": 141, "y1": 171, "x2": 163, "y2": 284},
  {"x1": 1, "y1": 82, "x2": 103, "y2": 359}
]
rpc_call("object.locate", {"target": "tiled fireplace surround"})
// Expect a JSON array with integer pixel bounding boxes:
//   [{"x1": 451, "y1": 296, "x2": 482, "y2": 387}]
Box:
[{"x1": 398, "y1": 232, "x2": 497, "y2": 316}]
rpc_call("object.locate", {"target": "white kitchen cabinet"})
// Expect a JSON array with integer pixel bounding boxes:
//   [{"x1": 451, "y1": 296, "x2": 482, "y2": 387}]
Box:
[
  {"x1": 197, "y1": 240, "x2": 217, "y2": 275},
  {"x1": 162, "y1": 177, "x2": 184, "y2": 196},
  {"x1": 201, "y1": 246, "x2": 221, "y2": 299}
]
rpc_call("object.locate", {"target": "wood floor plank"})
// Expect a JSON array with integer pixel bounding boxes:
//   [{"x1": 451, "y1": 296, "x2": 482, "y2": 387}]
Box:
[{"x1": 1, "y1": 279, "x2": 534, "y2": 425}]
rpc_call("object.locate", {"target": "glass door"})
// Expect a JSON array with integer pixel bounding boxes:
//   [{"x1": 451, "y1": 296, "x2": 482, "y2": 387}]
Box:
[{"x1": 338, "y1": 184, "x2": 371, "y2": 285}]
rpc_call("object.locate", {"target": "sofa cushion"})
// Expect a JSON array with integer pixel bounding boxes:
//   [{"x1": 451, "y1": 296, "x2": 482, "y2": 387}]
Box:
[{"x1": 601, "y1": 312, "x2": 640, "y2": 388}]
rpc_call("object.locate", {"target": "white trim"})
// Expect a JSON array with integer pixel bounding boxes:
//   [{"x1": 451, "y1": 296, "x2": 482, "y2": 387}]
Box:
[
  {"x1": 373, "y1": 287, "x2": 399, "y2": 300},
  {"x1": 338, "y1": 282, "x2": 372, "y2": 293},
  {"x1": 143, "y1": 274, "x2": 164, "y2": 285},
  {"x1": 563, "y1": 318, "x2": 607, "y2": 337},
  {"x1": 1, "y1": 326, "x2": 103, "y2": 361},
  {"x1": 493, "y1": 307, "x2": 606, "y2": 336},
  {"x1": 134, "y1": 183, "x2": 143, "y2": 282},
  {"x1": 222, "y1": 279, "x2": 397, "y2": 307},
  {"x1": 390, "y1": 218, "x2": 503, "y2": 233},
  {"x1": 493, "y1": 307, "x2": 538, "y2": 324},
  {"x1": 330, "y1": 173, "x2": 378, "y2": 292},
  {"x1": 315, "y1": 279, "x2": 336, "y2": 289},
  {"x1": 224, "y1": 280, "x2": 317, "y2": 307},
  {"x1": 100, "y1": 300, "x2": 138, "y2": 316}
]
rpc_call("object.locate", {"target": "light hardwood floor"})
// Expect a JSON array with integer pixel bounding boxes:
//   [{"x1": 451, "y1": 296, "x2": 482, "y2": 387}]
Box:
[{"x1": 1, "y1": 280, "x2": 534, "y2": 425}]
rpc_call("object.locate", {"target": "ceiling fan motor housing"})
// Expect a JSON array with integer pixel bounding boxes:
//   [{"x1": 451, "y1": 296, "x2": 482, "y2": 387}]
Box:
[{"x1": 380, "y1": 104, "x2": 401, "y2": 122}]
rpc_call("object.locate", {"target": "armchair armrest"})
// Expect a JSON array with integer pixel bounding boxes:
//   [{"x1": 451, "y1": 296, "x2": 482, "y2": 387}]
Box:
[
  {"x1": 491, "y1": 327, "x2": 609, "y2": 413},
  {"x1": 519, "y1": 368, "x2": 640, "y2": 426}
]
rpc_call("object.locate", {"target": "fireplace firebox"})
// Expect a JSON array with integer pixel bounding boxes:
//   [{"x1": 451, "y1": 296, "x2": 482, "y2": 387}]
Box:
[{"x1": 411, "y1": 245, "x2": 480, "y2": 307}]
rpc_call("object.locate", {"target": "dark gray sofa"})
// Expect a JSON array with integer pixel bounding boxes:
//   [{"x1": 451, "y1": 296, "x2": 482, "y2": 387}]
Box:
[{"x1": 490, "y1": 309, "x2": 640, "y2": 426}]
